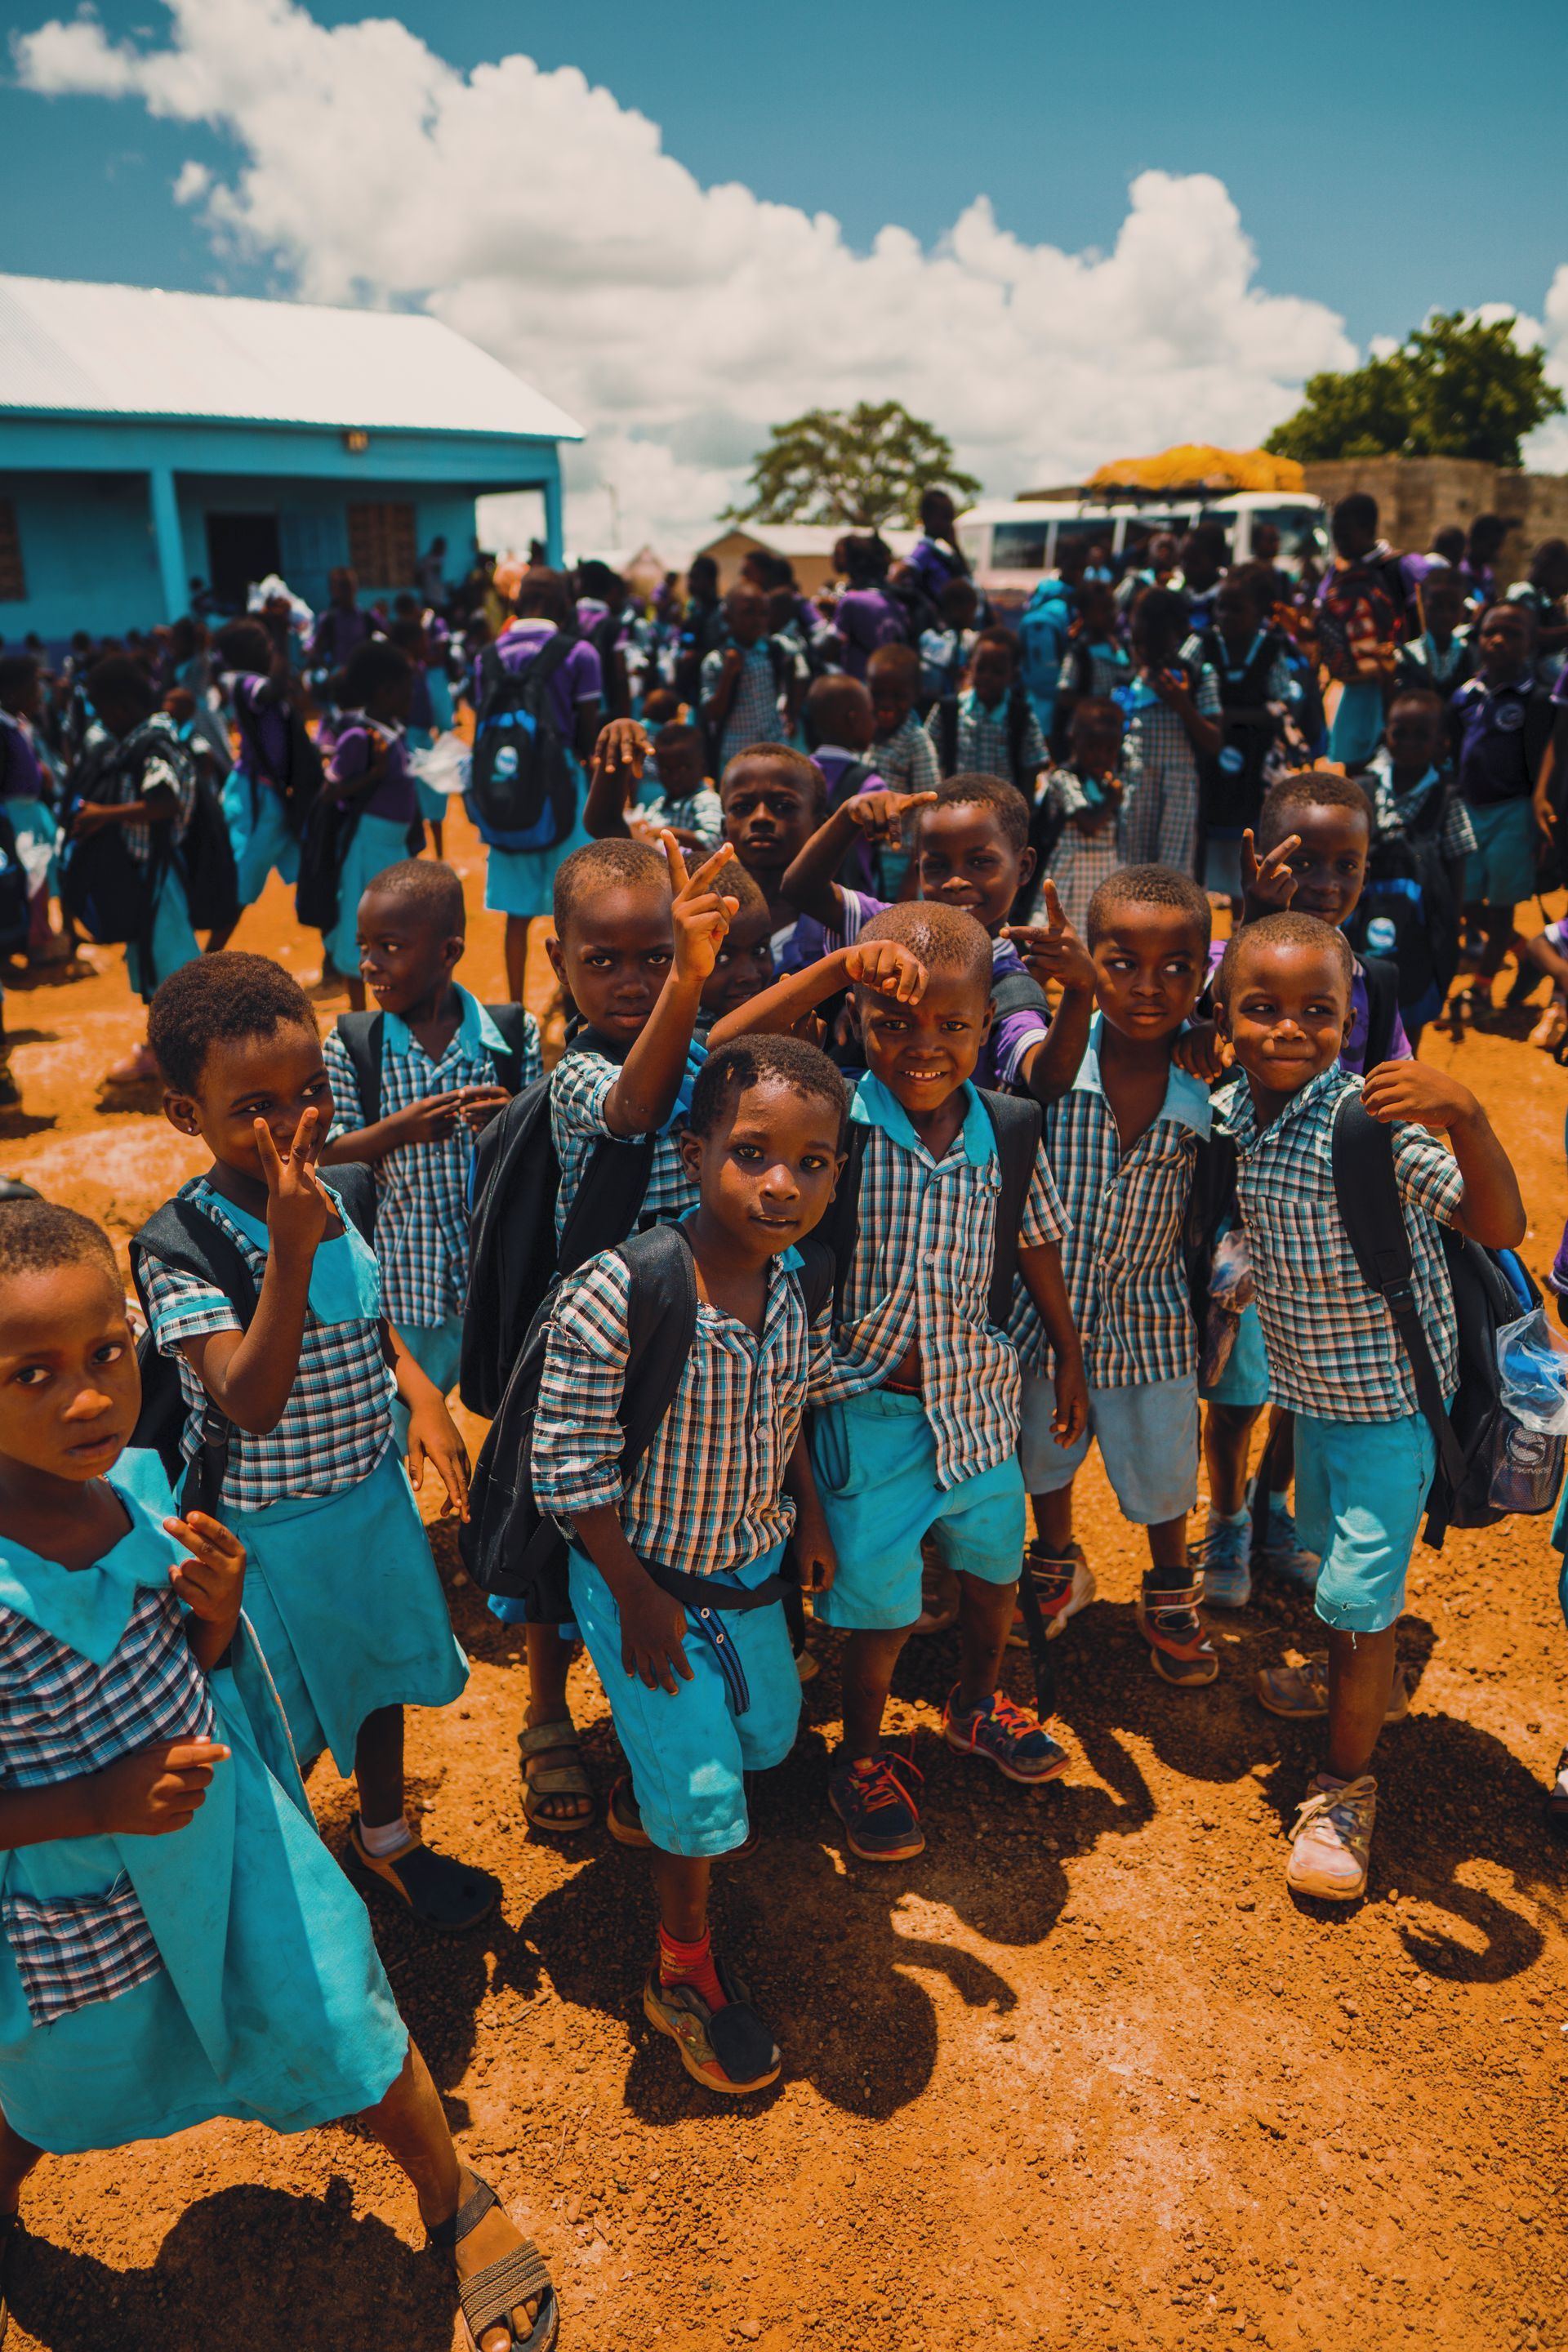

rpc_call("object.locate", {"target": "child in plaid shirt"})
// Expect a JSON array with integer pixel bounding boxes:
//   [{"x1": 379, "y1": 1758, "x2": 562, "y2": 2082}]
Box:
[
  {"x1": 530, "y1": 1036, "x2": 845, "y2": 2096},
  {"x1": 1038, "y1": 697, "x2": 1126, "y2": 938},
  {"x1": 1214, "y1": 913, "x2": 1522, "y2": 1899},
  {"x1": 320, "y1": 858, "x2": 538, "y2": 1428},
  {"x1": 141, "y1": 955, "x2": 489, "y2": 1932},
  {"x1": 1009, "y1": 865, "x2": 1217, "y2": 1686},
  {"x1": 0, "y1": 1199, "x2": 558, "y2": 2352},
  {"x1": 867, "y1": 644, "x2": 940, "y2": 896},
  {"x1": 1115, "y1": 588, "x2": 1223, "y2": 875},
  {"x1": 742, "y1": 901, "x2": 1088, "y2": 1860}
]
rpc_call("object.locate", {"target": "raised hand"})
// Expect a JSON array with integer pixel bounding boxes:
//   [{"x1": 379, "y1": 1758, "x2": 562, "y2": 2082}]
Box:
[
  {"x1": 164, "y1": 1510, "x2": 245, "y2": 1624},
  {"x1": 254, "y1": 1106, "x2": 335, "y2": 1258},
  {"x1": 841, "y1": 940, "x2": 927, "y2": 1003},
  {"x1": 844, "y1": 790, "x2": 938, "y2": 840},
  {"x1": 1003, "y1": 880, "x2": 1097, "y2": 991},
  {"x1": 592, "y1": 717, "x2": 650, "y2": 788},
  {"x1": 1360, "y1": 1059, "x2": 1480, "y2": 1134},
  {"x1": 665, "y1": 832, "x2": 739, "y2": 984},
  {"x1": 1241, "y1": 827, "x2": 1300, "y2": 915}
]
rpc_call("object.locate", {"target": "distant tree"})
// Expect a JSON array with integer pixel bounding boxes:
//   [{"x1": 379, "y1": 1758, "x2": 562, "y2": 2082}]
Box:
[
  {"x1": 726, "y1": 402, "x2": 982, "y2": 529},
  {"x1": 1267, "y1": 311, "x2": 1564, "y2": 469}
]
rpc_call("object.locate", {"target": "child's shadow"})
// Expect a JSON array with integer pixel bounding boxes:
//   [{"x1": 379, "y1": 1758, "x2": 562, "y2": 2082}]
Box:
[{"x1": 7, "y1": 2180, "x2": 452, "y2": 2352}]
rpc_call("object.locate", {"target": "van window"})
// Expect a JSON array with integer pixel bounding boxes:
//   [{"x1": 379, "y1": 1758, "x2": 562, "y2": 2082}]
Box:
[
  {"x1": 1252, "y1": 505, "x2": 1330, "y2": 568},
  {"x1": 991, "y1": 519, "x2": 1050, "y2": 572},
  {"x1": 1051, "y1": 518, "x2": 1106, "y2": 561}
]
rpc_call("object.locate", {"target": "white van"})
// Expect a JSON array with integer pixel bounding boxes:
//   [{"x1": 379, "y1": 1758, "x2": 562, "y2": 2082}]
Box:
[{"x1": 958, "y1": 491, "x2": 1329, "y2": 606}]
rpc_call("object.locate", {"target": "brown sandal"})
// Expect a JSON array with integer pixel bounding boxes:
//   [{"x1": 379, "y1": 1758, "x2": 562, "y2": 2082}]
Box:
[
  {"x1": 519, "y1": 1716, "x2": 593, "y2": 1832},
  {"x1": 428, "y1": 2172, "x2": 558, "y2": 2352}
]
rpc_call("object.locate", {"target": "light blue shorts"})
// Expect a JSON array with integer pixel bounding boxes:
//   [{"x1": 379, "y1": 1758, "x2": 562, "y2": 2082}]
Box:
[
  {"x1": 391, "y1": 1313, "x2": 465, "y2": 1450},
  {"x1": 1463, "y1": 796, "x2": 1537, "y2": 911},
  {"x1": 1020, "y1": 1370, "x2": 1199, "y2": 1524},
  {"x1": 1295, "y1": 1408, "x2": 1437, "y2": 1634},
  {"x1": 566, "y1": 1542, "x2": 800, "y2": 1858},
  {"x1": 1200, "y1": 1298, "x2": 1271, "y2": 1409},
  {"x1": 222, "y1": 773, "x2": 300, "y2": 907},
  {"x1": 809, "y1": 1387, "x2": 1026, "y2": 1631}
]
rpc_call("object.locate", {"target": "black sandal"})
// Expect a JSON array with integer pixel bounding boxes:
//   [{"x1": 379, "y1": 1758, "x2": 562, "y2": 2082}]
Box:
[
  {"x1": 348, "y1": 1817, "x2": 498, "y2": 1932},
  {"x1": 428, "y1": 2172, "x2": 559, "y2": 2352},
  {"x1": 0, "y1": 2212, "x2": 21, "y2": 2348}
]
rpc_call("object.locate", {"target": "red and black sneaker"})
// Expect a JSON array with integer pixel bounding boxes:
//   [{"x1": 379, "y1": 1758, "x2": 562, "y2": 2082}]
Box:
[{"x1": 829, "y1": 1748, "x2": 925, "y2": 1862}]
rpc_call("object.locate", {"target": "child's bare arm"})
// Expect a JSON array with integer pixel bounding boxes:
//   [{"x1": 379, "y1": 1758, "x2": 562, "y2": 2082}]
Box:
[
  {"x1": 1522, "y1": 929, "x2": 1568, "y2": 991},
  {"x1": 784, "y1": 1425, "x2": 836, "y2": 1594},
  {"x1": 318, "y1": 1090, "x2": 469, "y2": 1166},
  {"x1": 571, "y1": 1503, "x2": 693, "y2": 1694},
  {"x1": 779, "y1": 791, "x2": 933, "y2": 929},
  {"x1": 180, "y1": 1110, "x2": 330, "y2": 1433},
  {"x1": 702, "y1": 647, "x2": 743, "y2": 727},
  {"x1": 1360, "y1": 1062, "x2": 1526, "y2": 1248},
  {"x1": 389, "y1": 1325, "x2": 470, "y2": 1519},
  {"x1": 706, "y1": 939, "x2": 925, "y2": 1049},
  {"x1": 1017, "y1": 1241, "x2": 1088, "y2": 1441},
  {"x1": 583, "y1": 747, "x2": 634, "y2": 841},
  {"x1": 603, "y1": 836, "x2": 737, "y2": 1136},
  {"x1": 1003, "y1": 883, "x2": 1098, "y2": 1107},
  {"x1": 0, "y1": 1738, "x2": 231, "y2": 1850}
]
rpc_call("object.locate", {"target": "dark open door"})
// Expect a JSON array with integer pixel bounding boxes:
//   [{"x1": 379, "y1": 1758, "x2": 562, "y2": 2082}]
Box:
[{"x1": 205, "y1": 512, "x2": 282, "y2": 611}]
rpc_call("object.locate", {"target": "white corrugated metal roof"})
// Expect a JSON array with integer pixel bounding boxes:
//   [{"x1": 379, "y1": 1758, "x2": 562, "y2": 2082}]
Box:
[{"x1": 0, "y1": 274, "x2": 581, "y2": 442}]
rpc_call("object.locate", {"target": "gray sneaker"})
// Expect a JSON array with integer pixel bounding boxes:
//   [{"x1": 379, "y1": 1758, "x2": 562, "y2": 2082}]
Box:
[{"x1": 1285, "y1": 1773, "x2": 1377, "y2": 1900}]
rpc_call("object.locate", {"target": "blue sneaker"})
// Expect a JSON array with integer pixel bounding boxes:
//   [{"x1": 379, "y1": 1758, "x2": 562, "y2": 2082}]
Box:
[
  {"x1": 1197, "y1": 1510, "x2": 1252, "y2": 1608},
  {"x1": 1247, "y1": 1478, "x2": 1320, "y2": 1588}
]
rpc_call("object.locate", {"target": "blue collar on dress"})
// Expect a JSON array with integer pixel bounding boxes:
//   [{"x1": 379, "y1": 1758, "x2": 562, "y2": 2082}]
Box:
[{"x1": 0, "y1": 1458, "x2": 178, "y2": 1663}]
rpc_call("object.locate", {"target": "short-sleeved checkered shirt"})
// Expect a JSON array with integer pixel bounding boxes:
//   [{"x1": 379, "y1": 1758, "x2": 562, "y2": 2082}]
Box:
[
  {"x1": 924, "y1": 689, "x2": 1047, "y2": 787},
  {"x1": 1116, "y1": 667, "x2": 1223, "y2": 868},
  {"x1": 1362, "y1": 750, "x2": 1478, "y2": 865},
  {"x1": 1058, "y1": 639, "x2": 1132, "y2": 700},
  {"x1": 817, "y1": 1075, "x2": 1070, "y2": 1487},
  {"x1": 0, "y1": 1578, "x2": 216, "y2": 2025},
  {"x1": 701, "y1": 639, "x2": 795, "y2": 769},
  {"x1": 1228, "y1": 1066, "x2": 1463, "y2": 1421},
  {"x1": 532, "y1": 1241, "x2": 825, "y2": 1574},
  {"x1": 549, "y1": 1044, "x2": 705, "y2": 1241},
  {"x1": 141, "y1": 1177, "x2": 395, "y2": 1508},
  {"x1": 1040, "y1": 767, "x2": 1123, "y2": 937},
  {"x1": 1009, "y1": 1018, "x2": 1209, "y2": 1388},
  {"x1": 324, "y1": 989, "x2": 540, "y2": 1329},
  {"x1": 873, "y1": 711, "x2": 941, "y2": 801}
]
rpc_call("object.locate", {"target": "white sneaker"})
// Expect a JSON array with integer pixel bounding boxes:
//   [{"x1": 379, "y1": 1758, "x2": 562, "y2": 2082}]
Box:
[{"x1": 1285, "y1": 1773, "x2": 1377, "y2": 1900}]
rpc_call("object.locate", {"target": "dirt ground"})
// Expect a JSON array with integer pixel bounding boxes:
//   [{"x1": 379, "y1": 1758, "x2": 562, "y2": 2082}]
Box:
[{"x1": 3, "y1": 800, "x2": 1566, "y2": 2352}]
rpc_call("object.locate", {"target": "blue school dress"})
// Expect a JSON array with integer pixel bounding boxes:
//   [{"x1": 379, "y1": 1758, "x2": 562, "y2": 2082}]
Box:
[
  {"x1": 140, "y1": 1186, "x2": 468, "y2": 1777},
  {"x1": 0, "y1": 1457, "x2": 408, "y2": 2153}
]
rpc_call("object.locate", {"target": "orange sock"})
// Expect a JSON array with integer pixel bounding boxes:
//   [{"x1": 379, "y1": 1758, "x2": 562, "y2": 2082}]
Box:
[{"x1": 658, "y1": 1925, "x2": 727, "y2": 2012}]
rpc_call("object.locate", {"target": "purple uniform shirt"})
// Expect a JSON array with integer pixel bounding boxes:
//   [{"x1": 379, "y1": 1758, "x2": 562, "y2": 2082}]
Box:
[
  {"x1": 226, "y1": 672, "x2": 290, "y2": 787},
  {"x1": 327, "y1": 719, "x2": 417, "y2": 824},
  {"x1": 0, "y1": 712, "x2": 45, "y2": 800},
  {"x1": 834, "y1": 587, "x2": 906, "y2": 679},
  {"x1": 309, "y1": 605, "x2": 373, "y2": 668},
  {"x1": 475, "y1": 620, "x2": 602, "y2": 740}
]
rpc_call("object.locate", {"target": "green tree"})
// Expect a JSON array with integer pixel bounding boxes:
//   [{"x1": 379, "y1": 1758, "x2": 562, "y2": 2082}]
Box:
[
  {"x1": 725, "y1": 401, "x2": 981, "y2": 529},
  {"x1": 1267, "y1": 310, "x2": 1564, "y2": 469}
]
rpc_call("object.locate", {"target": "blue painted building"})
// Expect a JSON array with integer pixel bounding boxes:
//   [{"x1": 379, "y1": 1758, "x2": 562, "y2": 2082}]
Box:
[{"x1": 0, "y1": 274, "x2": 582, "y2": 642}]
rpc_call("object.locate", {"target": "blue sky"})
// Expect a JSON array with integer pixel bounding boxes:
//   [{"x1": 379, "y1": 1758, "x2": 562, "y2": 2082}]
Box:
[{"x1": 5, "y1": 0, "x2": 1566, "y2": 350}]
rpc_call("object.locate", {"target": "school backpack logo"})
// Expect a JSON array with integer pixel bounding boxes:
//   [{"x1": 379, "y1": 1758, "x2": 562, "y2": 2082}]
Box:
[{"x1": 466, "y1": 635, "x2": 579, "y2": 852}]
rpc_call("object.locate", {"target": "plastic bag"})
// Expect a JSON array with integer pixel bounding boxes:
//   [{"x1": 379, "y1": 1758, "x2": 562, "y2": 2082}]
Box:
[
  {"x1": 1199, "y1": 1228, "x2": 1257, "y2": 1390},
  {"x1": 407, "y1": 732, "x2": 472, "y2": 799},
  {"x1": 1496, "y1": 1307, "x2": 1568, "y2": 1435}
]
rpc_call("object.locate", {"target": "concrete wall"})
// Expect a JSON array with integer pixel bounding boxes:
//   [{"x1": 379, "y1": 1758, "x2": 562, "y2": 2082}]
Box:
[{"x1": 1301, "y1": 456, "x2": 1568, "y2": 583}]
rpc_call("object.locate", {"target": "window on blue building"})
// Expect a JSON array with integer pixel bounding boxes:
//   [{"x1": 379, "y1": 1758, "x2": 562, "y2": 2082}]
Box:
[
  {"x1": 0, "y1": 503, "x2": 23, "y2": 602},
  {"x1": 347, "y1": 502, "x2": 416, "y2": 589}
]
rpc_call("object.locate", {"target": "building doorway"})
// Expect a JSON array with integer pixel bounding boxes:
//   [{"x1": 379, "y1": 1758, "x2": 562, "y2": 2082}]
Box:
[{"x1": 205, "y1": 511, "x2": 281, "y2": 611}]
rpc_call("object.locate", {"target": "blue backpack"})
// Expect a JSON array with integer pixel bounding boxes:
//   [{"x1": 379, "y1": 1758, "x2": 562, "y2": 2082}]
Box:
[{"x1": 466, "y1": 634, "x2": 579, "y2": 852}]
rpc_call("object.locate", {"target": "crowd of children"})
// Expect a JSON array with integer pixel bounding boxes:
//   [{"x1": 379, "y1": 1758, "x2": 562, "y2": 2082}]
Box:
[{"x1": 0, "y1": 490, "x2": 1566, "y2": 2344}]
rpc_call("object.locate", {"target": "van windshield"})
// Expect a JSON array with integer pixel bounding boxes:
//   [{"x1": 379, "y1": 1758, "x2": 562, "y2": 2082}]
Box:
[{"x1": 991, "y1": 519, "x2": 1050, "y2": 572}]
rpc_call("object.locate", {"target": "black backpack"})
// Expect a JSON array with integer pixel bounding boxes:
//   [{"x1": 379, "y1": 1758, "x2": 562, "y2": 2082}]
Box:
[
  {"x1": 293, "y1": 790, "x2": 421, "y2": 935},
  {"x1": 1347, "y1": 777, "x2": 1461, "y2": 1019},
  {"x1": 173, "y1": 766, "x2": 239, "y2": 934},
  {"x1": 231, "y1": 694, "x2": 323, "y2": 839},
  {"x1": 129, "y1": 1165, "x2": 378, "y2": 1516},
  {"x1": 60, "y1": 719, "x2": 205, "y2": 947},
  {"x1": 1330, "y1": 1092, "x2": 1561, "y2": 1547},
  {"x1": 1357, "y1": 953, "x2": 1401, "y2": 1071},
  {"x1": 332, "y1": 1003, "x2": 535, "y2": 1128},
  {"x1": 1196, "y1": 624, "x2": 1285, "y2": 835},
  {"x1": 457, "y1": 1033, "x2": 658, "y2": 1419},
  {"x1": 933, "y1": 685, "x2": 1036, "y2": 791},
  {"x1": 466, "y1": 635, "x2": 578, "y2": 852},
  {"x1": 462, "y1": 1223, "x2": 835, "y2": 1621},
  {"x1": 0, "y1": 808, "x2": 29, "y2": 959}
]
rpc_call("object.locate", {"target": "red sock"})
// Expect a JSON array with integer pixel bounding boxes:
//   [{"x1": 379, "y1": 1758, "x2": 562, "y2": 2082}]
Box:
[{"x1": 658, "y1": 1925, "x2": 727, "y2": 2012}]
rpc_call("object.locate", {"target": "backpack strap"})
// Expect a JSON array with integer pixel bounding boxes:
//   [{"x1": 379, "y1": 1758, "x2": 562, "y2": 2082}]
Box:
[
  {"x1": 824, "y1": 757, "x2": 875, "y2": 816},
  {"x1": 615, "y1": 1223, "x2": 701, "y2": 1472},
  {"x1": 1007, "y1": 684, "x2": 1031, "y2": 788},
  {"x1": 938, "y1": 697, "x2": 959, "y2": 776},
  {"x1": 1358, "y1": 954, "x2": 1400, "y2": 1071},
  {"x1": 977, "y1": 1087, "x2": 1043, "y2": 1326},
  {"x1": 793, "y1": 1235, "x2": 835, "y2": 1325},
  {"x1": 817, "y1": 1121, "x2": 872, "y2": 1329},
  {"x1": 1330, "y1": 1092, "x2": 1466, "y2": 1488},
  {"x1": 130, "y1": 1197, "x2": 264, "y2": 1515},
  {"x1": 334, "y1": 1010, "x2": 385, "y2": 1129},
  {"x1": 989, "y1": 964, "x2": 1049, "y2": 1022},
  {"x1": 325, "y1": 1160, "x2": 378, "y2": 1245},
  {"x1": 482, "y1": 1001, "x2": 532, "y2": 1098}
]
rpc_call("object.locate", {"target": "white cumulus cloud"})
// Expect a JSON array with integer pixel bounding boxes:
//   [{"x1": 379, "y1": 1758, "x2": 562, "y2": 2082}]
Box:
[{"x1": 7, "y1": 0, "x2": 1411, "y2": 553}]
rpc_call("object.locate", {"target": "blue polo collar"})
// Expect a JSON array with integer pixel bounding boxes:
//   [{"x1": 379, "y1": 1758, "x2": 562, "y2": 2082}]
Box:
[
  {"x1": 851, "y1": 1071, "x2": 996, "y2": 1166},
  {"x1": 1070, "y1": 1014, "x2": 1212, "y2": 1138},
  {"x1": 382, "y1": 984, "x2": 508, "y2": 1063}
]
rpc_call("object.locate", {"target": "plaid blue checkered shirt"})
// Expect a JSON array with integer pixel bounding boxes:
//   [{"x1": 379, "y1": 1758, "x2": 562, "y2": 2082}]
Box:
[
  {"x1": 1363, "y1": 751, "x2": 1477, "y2": 864},
  {"x1": 1116, "y1": 667, "x2": 1223, "y2": 870},
  {"x1": 1009, "y1": 1019, "x2": 1209, "y2": 1388},
  {"x1": 701, "y1": 639, "x2": 796, "y2": 769},
  {"x1": 924, "y1": 689, "x2": 1046, "y2": 786},
  {"x1": 1228, "y1": 1066, "x2": 1463, "y2": 1421},
  {"x1": 324, "y1": 991, "x2": 541, "y2": 1328},
  {"x1": 550, "y1": 1047, "x2": 702, "y2": 1241},
  {"x1": 0, "y1": 1584, "x2": 216, "y2": 2025},
  {"x1": 817, "y1": 1076, "x2": 1070, "y2": 1487},
  {"x1": 873, "y1": 711, "x2": 941, "y2": 800},
  {"x1": 142, "y1": 1177, "x2": 395, "y2": 1508},
  {"x1": 532, "y1": 1243, "x2": 825, "y2": 1574}
]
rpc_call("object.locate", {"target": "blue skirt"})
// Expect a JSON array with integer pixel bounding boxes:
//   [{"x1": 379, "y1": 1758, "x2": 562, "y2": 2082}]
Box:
[
  {"x1": 0, "y1": 1625, "x2": 408, "y2": 2153},
  {"x1": 222, "y1": 772, "x2": 301, "y2": 907},
  {"x1": 324, "y1": 812, "x2": 418, "y2": 973},
  {"x1": 480, "y1": 752, "x2": 590, "y2": 918},
  {"x1": 225, "y1": 1443, "x2": 468, "y2": 1777},
  {"x1": 125, "y1": 861, "x2": 201, "y2": 1004}
]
